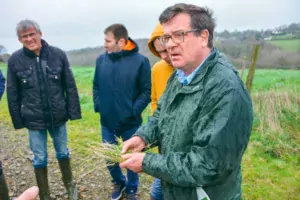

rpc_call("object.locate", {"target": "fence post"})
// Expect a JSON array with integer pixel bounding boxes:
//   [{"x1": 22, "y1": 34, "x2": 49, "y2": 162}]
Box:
[{"x1": 246, "y1": 44, "x2": 260, "y2": 93}]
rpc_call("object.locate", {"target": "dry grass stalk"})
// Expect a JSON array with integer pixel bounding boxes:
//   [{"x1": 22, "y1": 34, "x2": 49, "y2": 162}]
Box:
[{"x1": 88, "y1": 137, "x2": 156, "y2": 166}]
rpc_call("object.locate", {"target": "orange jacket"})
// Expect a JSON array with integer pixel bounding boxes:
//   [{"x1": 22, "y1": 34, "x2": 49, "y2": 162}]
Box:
[{"x1": 148, "y1": 24, "x2": 174, "y2": 114}]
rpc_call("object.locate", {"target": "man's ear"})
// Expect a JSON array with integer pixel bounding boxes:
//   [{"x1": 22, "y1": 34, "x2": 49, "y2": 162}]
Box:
[
  {"x1": 200, "y1": 29, "x2": 209, "y2": 47},
  {"x1": 118, "y1": 38, "x2": 126, "y2": 47}
]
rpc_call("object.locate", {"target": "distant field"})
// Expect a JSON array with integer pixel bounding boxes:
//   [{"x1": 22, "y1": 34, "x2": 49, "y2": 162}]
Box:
[{"x1": 270, "y1": 39, "x2": 300, "y2": 52}]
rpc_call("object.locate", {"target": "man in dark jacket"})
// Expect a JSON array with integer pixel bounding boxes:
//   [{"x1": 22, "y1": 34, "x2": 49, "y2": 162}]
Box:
[
  {"x1": 0, "y1": 69, "x2": 9, "y2": 200},
  {"x1": 93, "y1": 24, "x2": 151, "y2": 200},
  {"x1": 6, "y1": 19, "x2": 81, "y2": 200},
  {"x1": 120, "y1": 4, "x2": 253, "y2": 200}
]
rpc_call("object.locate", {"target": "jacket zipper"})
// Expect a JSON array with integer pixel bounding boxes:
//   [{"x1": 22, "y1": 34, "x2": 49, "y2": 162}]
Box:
[{"x1": 36, "y1": 56, "x2": 54, "y2": 129}]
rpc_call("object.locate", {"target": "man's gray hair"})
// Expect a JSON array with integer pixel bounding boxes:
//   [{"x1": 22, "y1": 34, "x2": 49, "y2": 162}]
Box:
[{"x1": 16, "y1": 19, "x2": 41, "y2": 37}]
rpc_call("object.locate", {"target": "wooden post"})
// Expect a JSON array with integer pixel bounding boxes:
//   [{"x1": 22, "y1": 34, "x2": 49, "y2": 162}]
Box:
[{"x1": 246, "y1": 44, "x2": 260, "y2": 93}]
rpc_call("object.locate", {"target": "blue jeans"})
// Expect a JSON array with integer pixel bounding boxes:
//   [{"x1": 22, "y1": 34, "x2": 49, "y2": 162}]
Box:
[
  {"x1": 151, "y1": 178, "x2": 163, "y2": 200},
  {"x1": 101, "y1": 125, "x2": 139, "y2": 194},
  {"x1": 28, "y1": 124, "x2": 70, "y2": 168}
]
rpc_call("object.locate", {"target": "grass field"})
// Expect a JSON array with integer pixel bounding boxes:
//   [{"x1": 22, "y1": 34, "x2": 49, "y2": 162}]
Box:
[
  {"x1": 0, "y1": 64, "x2": 299, "y2": 199},
  {"x1": 269, "y1": 38, "x2": 300, "y2": 52}
]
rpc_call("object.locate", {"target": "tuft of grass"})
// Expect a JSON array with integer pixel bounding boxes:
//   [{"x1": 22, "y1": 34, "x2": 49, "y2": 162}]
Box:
[
  {"x1": 251, "y1": 89, "x2": 300, "y2": 159},
  {"x1": 88, "y1": 137, "x2": 157, "y2": 166},
  {"x1": 92, "y1": 137, "x2": 126, "y2": 164}
]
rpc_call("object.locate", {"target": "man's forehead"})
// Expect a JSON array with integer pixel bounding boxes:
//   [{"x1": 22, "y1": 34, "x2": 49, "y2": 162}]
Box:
[
  {"x1": 105, "y1": 32, "x2": 115, "y2": 40},
  {"x1": 162, "y1": 13, "x2": 191, "y2": 33},
  {"x1": 19, "y1": 26, "x2": 36, "y2": 34}
]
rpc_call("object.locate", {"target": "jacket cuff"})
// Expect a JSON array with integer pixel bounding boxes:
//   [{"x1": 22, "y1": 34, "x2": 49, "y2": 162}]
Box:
[
  {"x1": 69, "y1": 115, "x2": 82, "y2": 120},
  {"x1": 14, "y1": 124, "x2": 25, "y2": 130},
  {"x1": 142, "y1": 153, "x2": 156, "y2": 176}
]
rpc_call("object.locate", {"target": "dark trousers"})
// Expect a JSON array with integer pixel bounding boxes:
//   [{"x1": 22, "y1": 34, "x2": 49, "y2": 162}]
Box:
[{"x1": 101, "y1": 125, "x2": 139, "y2": 194}]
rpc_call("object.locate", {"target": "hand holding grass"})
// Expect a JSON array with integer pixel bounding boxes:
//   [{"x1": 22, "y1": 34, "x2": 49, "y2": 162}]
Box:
[
  {"x1": 119, "y1": 153, "x2": 145, "y2": 173},
  {"x1": 121, "y1": 136, "x2": 146, "y2": 154}
]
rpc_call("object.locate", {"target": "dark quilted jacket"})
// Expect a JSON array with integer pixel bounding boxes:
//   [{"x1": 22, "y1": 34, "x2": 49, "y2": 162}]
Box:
[{"x1": 7, "y1": 40, "x2": 81, "y2": 130}]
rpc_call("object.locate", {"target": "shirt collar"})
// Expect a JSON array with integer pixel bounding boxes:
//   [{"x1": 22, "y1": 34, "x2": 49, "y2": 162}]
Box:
[{"x1": 176, "y1": 48, "x2": 215, "y2": 86}]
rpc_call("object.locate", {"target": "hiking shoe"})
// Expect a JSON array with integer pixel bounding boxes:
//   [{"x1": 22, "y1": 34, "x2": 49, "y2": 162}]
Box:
[{"x1": 111, "y1": 183, "x2": 125, "y2": 200}]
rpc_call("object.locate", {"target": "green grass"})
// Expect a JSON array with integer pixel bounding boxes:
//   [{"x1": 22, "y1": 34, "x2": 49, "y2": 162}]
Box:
[
  {"x1": 269, "y1": 39, "x2": 300, "y2": 52},
  {"x1": 240, "y1": 69, "x2": 300, "y2": 92},
  {"x1": 0, "y1": 63, "x2": 299, "y2": 199}
]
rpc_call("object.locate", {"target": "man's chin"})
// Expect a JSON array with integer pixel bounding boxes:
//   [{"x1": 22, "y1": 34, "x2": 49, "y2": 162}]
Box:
[{"x1": 172, "y1": 62, "x2": 183, "y2": 69}]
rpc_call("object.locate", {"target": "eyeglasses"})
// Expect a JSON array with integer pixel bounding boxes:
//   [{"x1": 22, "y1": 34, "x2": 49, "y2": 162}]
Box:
[
  {"x1": 159, "y1": 29, "x2": 200, "y2": 46},
  {"x1": 19, "y1": 32, "x2": 37, "y2": 40}
]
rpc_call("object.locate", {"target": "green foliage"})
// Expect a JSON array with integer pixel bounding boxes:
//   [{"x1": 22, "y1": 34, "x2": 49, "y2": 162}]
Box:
[{"x1": 0, "y1": 65, "x2": 299, "y2": 199}]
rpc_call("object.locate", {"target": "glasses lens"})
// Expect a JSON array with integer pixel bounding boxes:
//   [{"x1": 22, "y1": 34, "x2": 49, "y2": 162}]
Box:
[
  {"x1": 173, "y1": 31, "x2": 184, "y2": 44},
  {"x1": 160, "y1": 36, "x2": 168, "y2": 46}
]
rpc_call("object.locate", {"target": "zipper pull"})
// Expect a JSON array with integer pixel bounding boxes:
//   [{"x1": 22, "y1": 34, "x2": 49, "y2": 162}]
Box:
[{"x1": 36, "y1": 57, "x2": 39, "y2": 63}]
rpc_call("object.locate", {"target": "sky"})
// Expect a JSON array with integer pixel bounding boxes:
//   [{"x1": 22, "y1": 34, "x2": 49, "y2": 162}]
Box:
[{"x1": 0, "y1": 0, "x2": 299, "y2": 53}]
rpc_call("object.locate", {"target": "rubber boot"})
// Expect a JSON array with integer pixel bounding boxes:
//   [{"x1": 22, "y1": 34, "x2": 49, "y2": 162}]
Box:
[
  {"x1": 58, "y1": 159, "x2": 78, "y2": 200},
  {"x1": 0, "y1": 173, "x2": 10, "y2": 200},
  {"x1": 34, "y1": 167, "x2": 51, "y2": 200}
]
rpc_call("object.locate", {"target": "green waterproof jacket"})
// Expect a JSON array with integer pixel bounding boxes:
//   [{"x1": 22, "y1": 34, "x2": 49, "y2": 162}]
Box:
[{"x1": 137, "y1": 49, "x2": 253, "y2": 200}]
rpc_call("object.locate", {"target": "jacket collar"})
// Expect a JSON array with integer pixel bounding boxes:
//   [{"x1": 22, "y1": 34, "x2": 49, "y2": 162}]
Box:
[
  {"x1": 188, "y1": 49, "x2": 219, "y2": 86},
  {"x1": 106, "y1": 37, "x2": 139, "y2": 60},
  {"x1": 176, "y1": 49, "x2": 220, "y2": 94}
]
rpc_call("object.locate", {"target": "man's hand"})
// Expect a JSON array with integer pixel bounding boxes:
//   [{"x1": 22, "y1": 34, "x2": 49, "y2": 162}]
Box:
[
  {"x1": 121, "y1": 136, "x2": 146, "y2": 154},
  {"x1": 17, "y1": 186, "x2": 39, "y2": 200},
  {"x1": 119, "y1": 153, "x2": 146, "y2": 173}
]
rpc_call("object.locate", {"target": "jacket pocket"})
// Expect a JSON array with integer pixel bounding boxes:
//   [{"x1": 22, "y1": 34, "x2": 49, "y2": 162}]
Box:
[
  {"x1": 16, "y1": 67, "x2": 34, "y2": 89},
  {"x1": 46, "y1": 66, "x2": 61, "y2": 86}
]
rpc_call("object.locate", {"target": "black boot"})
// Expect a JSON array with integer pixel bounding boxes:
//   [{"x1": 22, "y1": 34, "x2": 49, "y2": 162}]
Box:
[
  {"x1": 34, "y1": 167, "x2": 51, "y2": 200},
  {"x1": 58, "y1": 159, "x2": 78, "y2": 200},
  {"x1": 0, "y1": 173, "x2": 10, "y2": 200}
]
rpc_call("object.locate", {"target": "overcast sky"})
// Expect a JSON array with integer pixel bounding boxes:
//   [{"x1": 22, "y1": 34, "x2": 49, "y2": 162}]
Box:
[{"x1": 1, "y1": 0, "x2": 299, "y2": 53}]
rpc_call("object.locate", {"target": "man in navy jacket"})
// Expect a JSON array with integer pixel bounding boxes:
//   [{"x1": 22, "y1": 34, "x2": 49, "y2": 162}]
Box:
[{"x1": 93, "y1": 23, "x2": 151, "y2": 200}]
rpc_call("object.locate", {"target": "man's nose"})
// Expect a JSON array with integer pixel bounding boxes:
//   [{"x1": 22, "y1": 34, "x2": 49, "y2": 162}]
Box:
[{"x1": 166, "y1": 38, "x2": 177, "y2": 50}]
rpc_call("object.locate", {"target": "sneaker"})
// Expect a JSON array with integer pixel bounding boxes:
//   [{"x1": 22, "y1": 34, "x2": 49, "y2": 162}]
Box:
[
  {"x1": 125, "y1": 192, "x2": 137, "y2": 200},
  {"x1": 111, "y1": 183, "x2": 125, "y2": 200},
  {"x1": 126, "y1": 190, "x2": 137, "y2": 200}
]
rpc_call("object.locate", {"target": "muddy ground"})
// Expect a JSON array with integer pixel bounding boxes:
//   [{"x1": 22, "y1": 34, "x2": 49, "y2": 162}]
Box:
[{"x1": 0, "y1": 123, "x2": 153, "y2": 200}]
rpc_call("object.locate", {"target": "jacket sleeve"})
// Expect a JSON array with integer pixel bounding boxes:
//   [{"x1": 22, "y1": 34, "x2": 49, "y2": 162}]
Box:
[
  {"x1": 61, "y1": 52, "x2": 82, "y2": 120},
  {"x1": 142, "y1": 86, "x2": 253, "y2": 188},
  {"x1": 93, "y1": 58, "x2": 100, "y2": 113},
  {"x1": 0, "y1": 69, "x2": 5, "y2": 100},
  {"x1": 6, "y1": 61, "x2": 25, "y2": 129},
  {"x1": 132, "y1": 57, "x2": 151, "y2": 117},
  {"x1": 150, "y1": 68, "x2": 157, "y2": 115}
]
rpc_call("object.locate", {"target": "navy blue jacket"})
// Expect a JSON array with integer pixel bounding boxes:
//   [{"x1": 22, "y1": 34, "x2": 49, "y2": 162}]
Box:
[
  {"x1": 93, "y1": 38, "x2": 151, "y2": 131},
  {"x1": 0, "y1": 69, "x2": 5, "y2": 100}
]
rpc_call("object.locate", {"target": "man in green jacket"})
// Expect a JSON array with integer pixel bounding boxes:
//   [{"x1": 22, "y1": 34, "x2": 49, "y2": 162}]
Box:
[{"x1": 120, "y1": 3, "x2": 253, "y2": 200}]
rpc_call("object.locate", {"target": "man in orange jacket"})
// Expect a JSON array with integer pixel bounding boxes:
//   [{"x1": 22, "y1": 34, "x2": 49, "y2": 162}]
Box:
[{"x1": 147, "y1": 23, "x2": 174, "y2": 200}]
